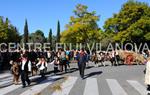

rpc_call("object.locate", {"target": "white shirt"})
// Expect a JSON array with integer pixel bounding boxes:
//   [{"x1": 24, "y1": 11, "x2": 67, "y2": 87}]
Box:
[
  {"x1": 36, "y1": 61, "x2": 48, "y2": 70},
  {"x1": 21, "y1": 59, "x2": 31, "y2": 71},
  {"x1": 21, "y1": 60, "x2": 26, "y2": 70},
  {"x1": 112, "y1": 51, "x2": 115, "y2": 57},
  {"x1": 116, "y1": 51, "x2": 119, "y2": 55},
  {"x1": 47, "y1": 52, "x2": 51, "y2": 58}
]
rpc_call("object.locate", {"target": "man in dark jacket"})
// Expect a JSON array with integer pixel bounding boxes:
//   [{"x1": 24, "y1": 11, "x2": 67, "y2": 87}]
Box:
[
  {"x1": 77, "y1": 48, "x2": 86, "y2": 79},
  {"x1": 20, "y1": 54, "x2": 31, "y2": 88}
]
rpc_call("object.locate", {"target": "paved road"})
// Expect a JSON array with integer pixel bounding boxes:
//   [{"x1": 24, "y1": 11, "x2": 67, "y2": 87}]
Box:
[{"x1": 0, "y1": 61, "x2": 147, "y2": 95}]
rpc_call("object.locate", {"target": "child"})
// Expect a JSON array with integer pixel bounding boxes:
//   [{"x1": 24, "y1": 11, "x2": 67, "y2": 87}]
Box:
[
  {"x1": 36, "y1": 56, "x2": 48, "y2": 77},
  {"x1": 51, "y1": 56, "x2": 59, "y2": 75}
]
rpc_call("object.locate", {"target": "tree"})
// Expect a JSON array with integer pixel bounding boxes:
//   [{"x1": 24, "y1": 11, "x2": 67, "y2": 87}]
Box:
[
  {"x1": 48, "y1": 29, "x2": 53, "y2": 49},
  {"x1": 61, "y1": 4, "x2": 101, "y2": 44},
  {"x1": 24, "y1": 19, "x2": 29, "y2": 43},
  {"x1": 29, "y1": 30, "x2": 45, "y2": 43},
  {"x1": 0, "y1": 16, "x2": 21, "y2": 43},
  {"x1": 56, "y1": 20, "x2": 60, "y2": 42},
  {"x1": 103, "y1": 0, "x2": 150, "y2": 44},
  {"x1": 48, "y1": 29, "x2": 52, "y2": 44}
]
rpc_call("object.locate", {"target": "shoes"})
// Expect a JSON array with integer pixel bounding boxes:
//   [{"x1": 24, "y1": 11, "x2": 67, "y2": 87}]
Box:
[
  {"x1": 27, "y1": 81, "x2": 31, "y2": 86},
  {"x1": 15, "y1": 82, "x2": 19, "y2": 85},
  {"x1": 22, "y1": 85, "x2": 26, "y2": 88},
  {"x1": 147, "y1": 86, "x2": 150, "y2": 91},
  {"x1": 81, "y1": 76, "x2": 84, "y2": 80}
]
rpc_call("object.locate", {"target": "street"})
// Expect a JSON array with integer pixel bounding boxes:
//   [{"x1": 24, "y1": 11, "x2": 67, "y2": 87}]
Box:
[{"x1": 0, "y1": 61, "x2": 146, "y2": 95}]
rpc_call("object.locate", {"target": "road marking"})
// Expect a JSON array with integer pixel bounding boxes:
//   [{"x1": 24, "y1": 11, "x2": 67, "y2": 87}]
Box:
[
  {"x1": 106, "y1": 79, "x2": 127, "y2": 95},
  {"x1": 0, "y1": 76, "x2": 13, "y2": 85},
  {"x1": 52, "y1": 76, "x2": 78, "y2": 95},
  {"x1": 84, "y1": 78, "x2": 99, "y2": 95},
  {"x1": 127, "y1": 80, "x2": 147, "y2": 95},
  {"x1": 1, "y1": 77, "x2": 12, "y2": 81},
  {"x1": 0, "y1": 84, "x2": 21, "y2": 95},
  {"x1": 0, "y1": 80, "x2": 11, "y2": 86},
  {"x1": 0, "y1": 73, "x2": 11, "y2": 79},
  {"x1": 0, "y1": 75, "x2": 43, "y2": 95},
  {"x1": 20, "y1": 76, "x2": 62, "y2": 95}
]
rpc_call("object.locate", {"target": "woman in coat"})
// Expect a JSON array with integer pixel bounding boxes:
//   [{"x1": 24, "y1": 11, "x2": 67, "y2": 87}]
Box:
[
  {"x1": 77, "y1": 49, "x2": 86, "y2": 79},
  {"x1": 145, "y1": 57, "x2": 150, "y2": 94}
]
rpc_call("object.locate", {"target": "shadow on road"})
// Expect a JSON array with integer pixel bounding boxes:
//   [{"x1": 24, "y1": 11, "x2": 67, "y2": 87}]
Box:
[
  {"x1": 30, "y1": 76, "x2": 64, "y2": 87},
  {"x1": 86, "y1": 66, "x2": 94, "y2": 69},
  {"x1": 68, "y1": 68, "x2": 78, "y2": 73},
  {"x1": 84, "y1": 71, "x2": 103, "y2": 79}
]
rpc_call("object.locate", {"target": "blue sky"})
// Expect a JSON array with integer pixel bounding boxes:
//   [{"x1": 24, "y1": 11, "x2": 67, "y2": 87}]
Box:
[{"x1": 0, "y1": 0, "x2": 149, "y2": 37}]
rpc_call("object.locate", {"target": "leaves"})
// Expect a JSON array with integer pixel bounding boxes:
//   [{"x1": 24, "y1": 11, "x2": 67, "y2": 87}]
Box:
[
  {"x1": 24, "y1": 19, "x2": 29, "y2": 43},
  {"x1": 144, "y1": 33, "x2": 150, "y2": 41},
  {"x1": 29, "y1": 30, "x2": 46, "y2": 43},
  {"x1": 0, "y1": 17, "x2": 20, "y2": 43},
  {"x1": 104, "y1": 0, "x2": 150, "y2": 43},
  {"x1": 61, "y1": 4, "x2": 101, "y2": 44}
]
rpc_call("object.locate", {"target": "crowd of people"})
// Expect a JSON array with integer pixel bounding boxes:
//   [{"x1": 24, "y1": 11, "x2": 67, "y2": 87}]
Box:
[
  {"x1": 0, "y1": 48, "x2": 88, "y2": 88},
  {"x1": 0, "y1": 48, "x2": 150, "y2": 90}
]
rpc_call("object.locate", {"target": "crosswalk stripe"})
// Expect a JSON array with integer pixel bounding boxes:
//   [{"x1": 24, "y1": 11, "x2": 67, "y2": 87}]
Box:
[
  {"x1": 1, "y1": 76, "x2": 12, "y2": 81},
  {"x1": 0, "y1": 79, "x2": 11, "y2": 86},
  {"x1": 106, "y1": 79, "x2": 128, "y2": 95},
  {"x1": 127, "y1": 80, "x2": 147, "y2": 95},
  {"x1": 52, "y1": 76, "x2": 78, "y2": 95},
  {"x1": 0, "y1": 73, "x2": 11, "y2": 79},
  {"x1": 0, "y1": 75, "x2": 41, "y2": 95},
  {"x1": 0, "y1": 77, "x2": 12, "y2": 85},
  {"x1": 0, "y1": 74, "x2": 147, "y2": 95},
  {"x1": 0, "y1": 84, "x2": 21, "y2": 95},
  {"x1": 84, "y1": 78, "x2": 99, "y2": 95},
  {"x1": 20, "y1": 76, "x2": 62, "y2": 95}
]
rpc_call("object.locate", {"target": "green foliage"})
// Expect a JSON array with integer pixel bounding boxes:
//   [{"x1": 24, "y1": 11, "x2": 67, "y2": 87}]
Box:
[
  {"x1": 1, "y1": 0, "x2": 150, "y2": 46},
  {"x1": 48, "y1": 29, "x2": 52, "y2": 43},
  {"x1": 0, "y1": 16, "x2": 21, "y2": 43},
  {"x1": 29, "y1": 30, "x2": 46, "y2": 43},
  {"x1": 56, "y1": 20, "x2": 60, "y2": 42},
  {"x1": 99, "y1": 31, "x2": 115, "y2": 49},
  {"x1": 103, "y1": 0, "x2": 150, "y2": 43},
  {"x1": 24, "y1": 19, "x2": 29, "y2": 43},
  {"x1": 61, "y1": 4, "x2": 101, "y2": 44},
  {"x1": 144, "y1": 32, "x2": 150, "y2": 41}
]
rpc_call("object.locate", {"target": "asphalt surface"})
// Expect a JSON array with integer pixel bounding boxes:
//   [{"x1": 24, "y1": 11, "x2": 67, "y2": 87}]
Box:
[{"x1": 0, "y1": 61, "x2": 147, "y2": 95}]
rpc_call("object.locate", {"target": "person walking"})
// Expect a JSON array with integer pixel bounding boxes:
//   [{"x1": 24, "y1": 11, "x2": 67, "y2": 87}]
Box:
[
  {"x1": 66, "y1": 48, "x2": 70, "y2": 70},
  {"x1": 145, "y1": 57, "x2": 150, "y2": 95},
  {"x1": 36, "y1": 56, "x2": 48, "y2": 77},
  {"x1": 47, "y1": 50, "x2": 51, "y2": 63},
  {"x1": 52, "y1": 56, "x2": 60, "y2": 75},
  {"x1": 20, "y1": 54, "x2": 31, "y2": 88},
  {"x1": 60, "y1": 49, "x2": 67, "y2": 72},
  {"x1": 0, "y1": 52, "x2": 2, "y2": 72},
  {"x1": 77, "y1": 48, "x2": 86, "y2": 79}
]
